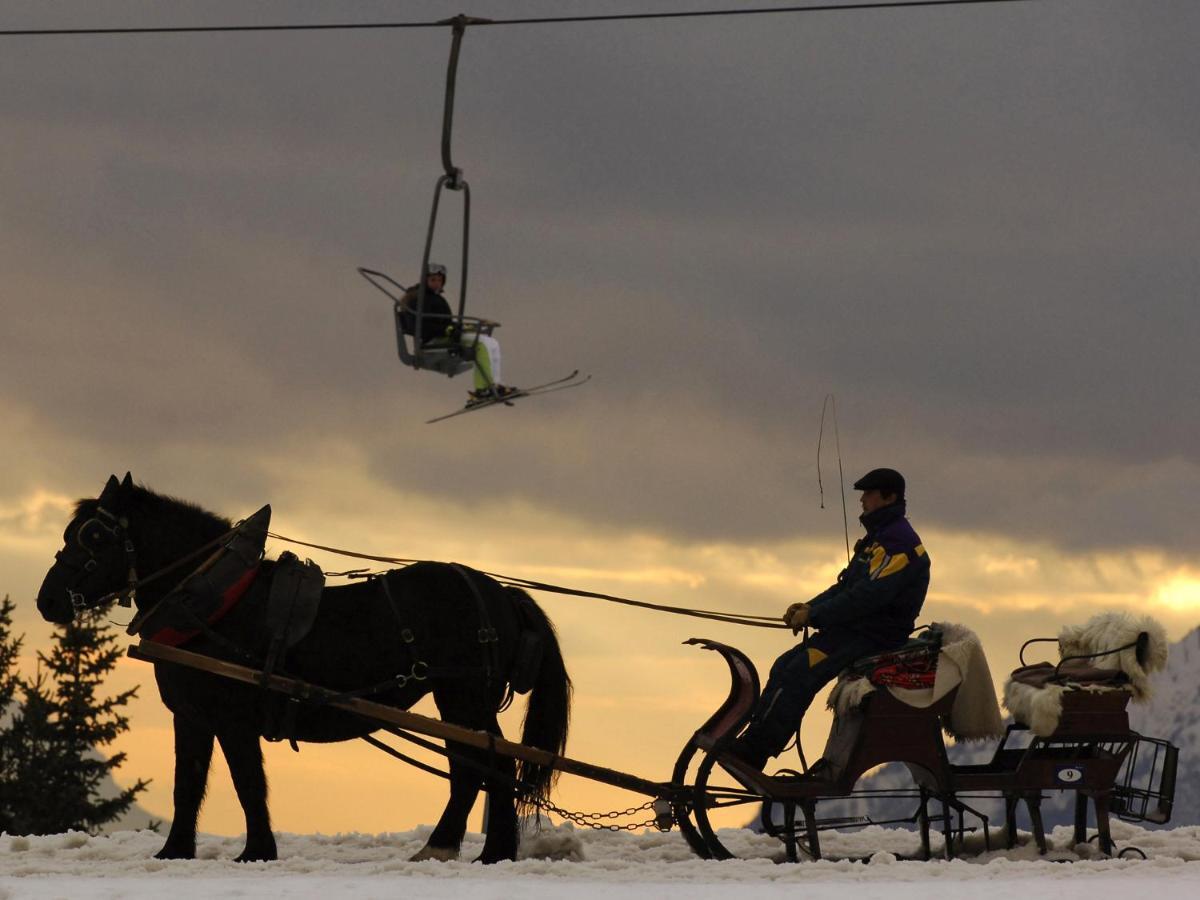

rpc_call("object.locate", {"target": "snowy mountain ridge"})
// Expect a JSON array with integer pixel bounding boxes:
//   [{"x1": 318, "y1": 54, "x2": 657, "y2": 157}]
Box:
[{"x1": 1129, "y1": 626, "x2": 1200, "y2": 826}]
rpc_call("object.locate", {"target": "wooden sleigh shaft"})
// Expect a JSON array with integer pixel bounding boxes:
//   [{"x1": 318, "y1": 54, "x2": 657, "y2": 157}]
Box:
[{"x1": 128, "y1": 640, "x2": 677, "y2": 802}]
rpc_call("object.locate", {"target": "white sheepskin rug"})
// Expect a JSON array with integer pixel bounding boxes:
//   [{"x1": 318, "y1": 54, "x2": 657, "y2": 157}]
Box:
[
  {"x1": 827, "y1": 622, "x2": 1004, "y2": 741},
  {"x1": 1002, "y1": 611, "x2": 1169, "y2": 737},
  {"x1": 1057, "y1": 611, "x2": 1169, "y2": 699}
]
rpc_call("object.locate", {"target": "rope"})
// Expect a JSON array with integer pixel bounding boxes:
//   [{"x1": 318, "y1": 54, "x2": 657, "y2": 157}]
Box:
[
  {"x1": 266, "y1": 532, "x2": 421, "y2": 567},
  {"x1": 266, "y1": 531, "x2": 787, "y2": 630},
  {"x1": 0, "y1": 2, "x2": 1042, "y2": 38},
  {"x1": 488, "y1": 573, "x2": 786, "y2": 630}
]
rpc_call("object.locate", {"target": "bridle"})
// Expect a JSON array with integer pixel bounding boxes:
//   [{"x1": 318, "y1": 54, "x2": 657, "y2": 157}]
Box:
[{"x1": 54, "y1": 505, "x2": 139, "y2": 613}]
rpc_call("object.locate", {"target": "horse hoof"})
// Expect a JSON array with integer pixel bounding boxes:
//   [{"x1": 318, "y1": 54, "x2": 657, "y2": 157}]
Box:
[
  {"x1": 474, "y1": 853, "x2": 517, "y2": 865},
  {"x1": 154, "y1": 844, "x2": 195, "y2": 860},
  {"x1": 234, "y1": 850, "x2": 277, "y2": 863},
  {"x1": 235, "y1": 840, "x2": 277, "y2": 863},
  {"x1": 410, "y1": 844, "x2": 459, "y2": 862}
]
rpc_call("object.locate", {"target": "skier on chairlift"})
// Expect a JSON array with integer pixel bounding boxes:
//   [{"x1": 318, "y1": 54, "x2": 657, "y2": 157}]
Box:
[{"x1": 402, "y1": 262, "x2": 515, "y2": 405}]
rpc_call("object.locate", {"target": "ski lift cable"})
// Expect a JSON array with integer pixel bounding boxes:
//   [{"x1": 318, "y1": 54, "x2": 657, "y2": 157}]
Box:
[{"x1": 0, "y1": 2, "x2": 1042, "y2": 39}]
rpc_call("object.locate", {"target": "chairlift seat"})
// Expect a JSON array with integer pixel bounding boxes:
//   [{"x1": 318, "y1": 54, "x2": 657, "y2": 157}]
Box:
[
  {"x1": 358, "y1": 267, "x2": 498, "y2": 379},
  {"x1": 393, "y1": 300, "x2": 475, "y2": 377}
]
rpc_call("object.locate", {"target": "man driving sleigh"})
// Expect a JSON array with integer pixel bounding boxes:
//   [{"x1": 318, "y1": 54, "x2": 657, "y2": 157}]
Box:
[{"x1": 728, "y1": 467, "x2": 930, "y2": 772}]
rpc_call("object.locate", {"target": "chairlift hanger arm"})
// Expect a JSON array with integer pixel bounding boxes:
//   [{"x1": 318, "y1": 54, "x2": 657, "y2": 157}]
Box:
[
  {"x1": 417, "y1": 22, "x2": 476, "y2": 333},
  {"x1": 437, "y1": 17, "x2": 489, "y2": 188}
]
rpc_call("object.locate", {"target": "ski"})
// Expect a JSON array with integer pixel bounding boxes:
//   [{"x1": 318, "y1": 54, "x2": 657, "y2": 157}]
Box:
[{"x1": 425, "y1": 371, "x2": 591, "y2": 424}]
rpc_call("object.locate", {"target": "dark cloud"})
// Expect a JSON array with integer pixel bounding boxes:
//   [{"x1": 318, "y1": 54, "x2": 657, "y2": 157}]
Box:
[{"x1": 2, "y1": 0, "x2": 1197, "y2": 551}]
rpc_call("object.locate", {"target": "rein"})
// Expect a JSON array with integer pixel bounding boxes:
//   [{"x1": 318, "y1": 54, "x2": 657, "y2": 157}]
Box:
[
  {"x1": 266, "y1": 531, "x2": 788, "y2": 630},
  {"x1": 97, "y1": 521, "x2": 246, "y2": 608}
]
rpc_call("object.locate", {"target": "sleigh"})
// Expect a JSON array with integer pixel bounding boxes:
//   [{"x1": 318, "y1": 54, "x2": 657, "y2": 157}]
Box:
[
  {"x1": 671, "y1": 615, "x2": 1178, "y2": 861},
  {"x1": 130, "y1": 610, "x2": 1178, "y2": 864}
]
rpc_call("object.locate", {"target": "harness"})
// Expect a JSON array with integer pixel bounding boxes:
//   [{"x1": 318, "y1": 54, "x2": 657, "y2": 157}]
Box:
[
  {"x1": 60, "y1": 500, "x2": 543, "y2": 750},
  {"x1": 371, "y1": 565, "x2": 502, "y2": 689}
]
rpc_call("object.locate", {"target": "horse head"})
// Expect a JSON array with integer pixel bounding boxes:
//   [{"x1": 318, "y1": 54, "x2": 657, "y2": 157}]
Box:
[{"x1": 37, "y1": 472, "x2": 138, "y2": 624}]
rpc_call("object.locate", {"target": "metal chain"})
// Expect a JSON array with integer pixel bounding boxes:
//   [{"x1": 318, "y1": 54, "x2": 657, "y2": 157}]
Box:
[{"x1": 532, "y1": 797, "x2": 661, "y2": 833}]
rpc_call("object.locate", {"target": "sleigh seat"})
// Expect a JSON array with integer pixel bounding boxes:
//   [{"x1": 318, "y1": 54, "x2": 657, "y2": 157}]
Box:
[
  {"x1": 828, "y1": 622, "x2": 1005, "y2": 743},
  {"x1": 1002, "y1": 612, "x2": 1168, "y2": 738}
]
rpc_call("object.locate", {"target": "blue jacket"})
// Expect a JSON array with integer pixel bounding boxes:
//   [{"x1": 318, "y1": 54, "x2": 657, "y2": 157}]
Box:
[{"x1": 807, "y1": 501, "x2": 930, "y2": 649}]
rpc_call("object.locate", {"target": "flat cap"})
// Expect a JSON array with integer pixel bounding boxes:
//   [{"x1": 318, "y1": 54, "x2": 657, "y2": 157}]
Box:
[{"x1": 852, "y1": 468, "x2": 906, "y2": 497}]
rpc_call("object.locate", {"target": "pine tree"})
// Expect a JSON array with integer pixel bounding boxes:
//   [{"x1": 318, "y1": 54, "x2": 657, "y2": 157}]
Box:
[
  {"x1": 0, "y1": 596, "x2": 22, "y2": 717},
  {"x1": 0, "y1": 600, "x2": 149, "y2": 834},
  {"x1": 0, "y1": 595, "x2": 28, "y2": 833}
]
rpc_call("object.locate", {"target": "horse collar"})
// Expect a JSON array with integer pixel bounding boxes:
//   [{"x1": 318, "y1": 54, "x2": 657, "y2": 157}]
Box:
[
  {"x1": 135, "y1": 504, "x2": 272, "y2": 647},
  {"x1": 143, "y1": 565, "x2": 261, "y2": 647}
]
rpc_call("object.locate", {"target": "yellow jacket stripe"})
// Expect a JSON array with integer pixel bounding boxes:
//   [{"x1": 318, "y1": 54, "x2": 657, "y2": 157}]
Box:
[{"x1": 868, "y1": 544, "x2": 910, "y2": 580}]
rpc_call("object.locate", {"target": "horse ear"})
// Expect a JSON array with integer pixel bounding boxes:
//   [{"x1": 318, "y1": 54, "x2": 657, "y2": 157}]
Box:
[
  {"x1": 121, "y1": 472, "x2": 134, "y2": 492},
  {"x1": 100, "y1": 474, "x2": 120, "y2": 502}
]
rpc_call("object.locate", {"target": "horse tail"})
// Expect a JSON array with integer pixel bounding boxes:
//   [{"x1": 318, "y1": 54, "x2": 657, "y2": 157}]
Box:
[{"x1": 509, "y1": 588, "x2": 572, "y2": 816}]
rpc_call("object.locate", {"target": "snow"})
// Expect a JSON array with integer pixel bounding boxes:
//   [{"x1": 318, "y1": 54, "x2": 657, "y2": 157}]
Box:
[
  {"x1": 3, "y1": 635, "x2": 1195, "y2": 898},
  {"x1": 2, "y1": 822, "x2": 1199, "y2": 899}
]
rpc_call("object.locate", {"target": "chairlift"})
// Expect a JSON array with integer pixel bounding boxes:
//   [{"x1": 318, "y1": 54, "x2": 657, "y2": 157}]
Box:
[
  {"x1": 357, "y1": 263, "x2": 498, "y2": 378},
  {"x1": 358, "y1": 16, "x2": 498, "y2": 379}
]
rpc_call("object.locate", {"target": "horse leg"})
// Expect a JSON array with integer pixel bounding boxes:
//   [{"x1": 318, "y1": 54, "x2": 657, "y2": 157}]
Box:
[
  {"x1": 156, "y1": 714, "x2": 214, "y2": 860},
  {"x1": 417, "y1": 707, "x2": 521, "y2": 865},
  {"x1": 414, "y1": 683, "x2": 520, "y2": 863},
  {"x1": 475, "y1": 714, "x2": 520, "y2": 865},
  {"x1": 216, "y1": 728, "x2": 277, "y2": 862},
  {"x1": 411, "y1": 751, "x2": 484, "y2": 862}
]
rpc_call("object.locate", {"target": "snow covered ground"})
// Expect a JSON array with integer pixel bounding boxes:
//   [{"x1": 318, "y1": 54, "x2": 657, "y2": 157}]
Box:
[{"x1": 2, "y1": 822, "x2": 1198, "y2": 899}]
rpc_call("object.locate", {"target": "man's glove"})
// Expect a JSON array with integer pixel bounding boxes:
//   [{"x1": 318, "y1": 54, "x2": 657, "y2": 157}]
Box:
[{"x1": 783, "y1": 602, "x2": 810, "y2": 634}]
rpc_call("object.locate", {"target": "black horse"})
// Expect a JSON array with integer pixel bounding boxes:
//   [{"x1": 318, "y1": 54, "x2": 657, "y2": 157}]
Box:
[{"x1": 36, "y1": 474, "x2": 571, "y2": 863}]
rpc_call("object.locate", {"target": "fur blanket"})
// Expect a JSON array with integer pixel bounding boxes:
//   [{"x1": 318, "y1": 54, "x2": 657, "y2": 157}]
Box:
[
  {"x1": 827, "y1": 622, "x2": 1005, "y2": 741},
  {"x1": 1002, "y1": 611, "x2": 1169, "y2": 737}
]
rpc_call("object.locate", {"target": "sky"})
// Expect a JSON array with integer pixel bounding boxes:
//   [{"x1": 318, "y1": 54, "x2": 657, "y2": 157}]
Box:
[{"x1": 1, "y1": 0, "x2": 1199, "y2": 838}]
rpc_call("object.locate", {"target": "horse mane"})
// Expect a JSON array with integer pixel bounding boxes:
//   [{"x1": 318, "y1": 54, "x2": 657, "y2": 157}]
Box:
[
  {"x1": 132, "y1": 485, "x2": 232, "y2": 531},
  {"x1": 77, "y1": 482, "x2": 234, "y2": 567}
]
